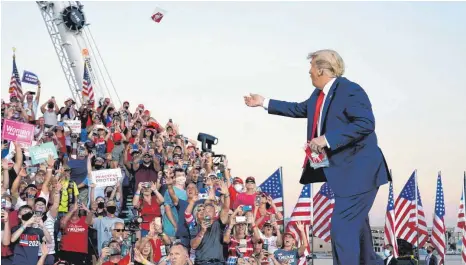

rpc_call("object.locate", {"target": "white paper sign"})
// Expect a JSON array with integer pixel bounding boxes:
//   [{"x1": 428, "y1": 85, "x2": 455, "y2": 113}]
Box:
[
  {"x1": 91, "y1": 168, "x2": 122, "y2": 188},
  {"x1": 64, "y1": 120, "x2": 81, "y2": 134}
]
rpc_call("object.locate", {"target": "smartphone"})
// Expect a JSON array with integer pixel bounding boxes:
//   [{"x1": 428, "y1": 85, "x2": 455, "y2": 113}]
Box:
[
  {"x1": 242, "y1": 205, "x2": 252, "y2": 212},
  {"x1": 154, "y1": 217, "x2": 162, "y2": 227},
  {"x1": 235, "y1": 216, "x2": 246, "y2": 223},
  {"x1": 1, "y1": 198, "x2": 6, "y2": 209},
  {"x1": 34, "y1": 211, "x2": 43, "y2": 217}
]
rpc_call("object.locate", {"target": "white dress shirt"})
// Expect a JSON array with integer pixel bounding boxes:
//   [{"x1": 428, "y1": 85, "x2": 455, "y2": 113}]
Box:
[
  {"x1": 262, "y1": 78, "x2": 336, "y2": 148},
  {"x1": 386, "y1": 255, "x2": 393, "y2": 265}
]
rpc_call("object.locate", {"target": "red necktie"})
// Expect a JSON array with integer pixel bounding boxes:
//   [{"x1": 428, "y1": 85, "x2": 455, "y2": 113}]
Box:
[{"x1": 303, "y1": 91, "x2": 325, "y2": 168}]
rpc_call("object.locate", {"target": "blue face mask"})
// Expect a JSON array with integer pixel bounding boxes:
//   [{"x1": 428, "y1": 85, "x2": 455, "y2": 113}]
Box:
[{"x1": 383, "y1": 249, "x2": 391, "y2": 258}]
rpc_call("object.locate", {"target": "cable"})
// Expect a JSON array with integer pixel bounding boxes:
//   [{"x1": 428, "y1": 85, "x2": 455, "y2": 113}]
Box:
[{"x1": 85, "y1": 27, "x2": 122, "y2": 106}]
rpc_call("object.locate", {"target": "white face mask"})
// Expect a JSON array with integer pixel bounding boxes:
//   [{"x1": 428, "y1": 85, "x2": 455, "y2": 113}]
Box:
[
  {"x1": 4, "y1": 201, "x2": 12, "y2": 209},
  {"x1": 383, "y1": 249, "x2": 391, "y2": 258},
  {"x1": 234, "y1": 184, "x2": 243, "y2": 192}
]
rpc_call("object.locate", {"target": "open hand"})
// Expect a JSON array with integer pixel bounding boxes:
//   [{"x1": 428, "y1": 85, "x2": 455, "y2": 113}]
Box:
[{"x1": 244, "y1": 93, "x2": 265, "y2": 107}]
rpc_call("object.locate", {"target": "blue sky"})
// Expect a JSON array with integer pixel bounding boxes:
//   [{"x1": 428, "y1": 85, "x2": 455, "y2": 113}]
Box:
[{"x1": 1, "y1": 1, "x2": 466, "y2": 227}]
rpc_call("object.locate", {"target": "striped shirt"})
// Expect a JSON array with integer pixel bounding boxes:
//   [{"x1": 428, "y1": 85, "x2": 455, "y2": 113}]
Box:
[{"x1": 38, "y1": 212, "x2": 56, "y2": 256}]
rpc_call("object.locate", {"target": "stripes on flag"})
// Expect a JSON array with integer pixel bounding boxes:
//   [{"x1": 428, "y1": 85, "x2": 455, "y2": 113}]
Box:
[
  {"x1": 9, "y1": 54, "x2": 23, "y2": 98},
  {"x1": 395, "y1": 171, "x2": 429, "y2": 247},
  {"x1": 458, "y1": 173, "x2": 466, "y2": 265},
  {"x1": 312, "y1": 183, "x2": 335, "y2": 242},
  {"x1": 431, "y1": 173, "x2": 446, "y2": 265},
  {"x1": 82, "y1": 62, "x2": 94, "y2": 100},
  {"x1": 258, "y1": 168, "x2": 284, "y2": 226},
  {"x1": 384, "y1": 181, "x2": 399, "y2": 258},
  {"x1": 286, "y1": 184, "x2": 311, "y2": 265}
]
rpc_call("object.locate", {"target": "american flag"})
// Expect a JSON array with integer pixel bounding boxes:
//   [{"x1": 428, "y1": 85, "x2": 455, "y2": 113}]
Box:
[
  {"x1": 286, "y1": 184, "x2": 311, "y2": 265},
  {"x1": 9, "y1": 54, "x2": 23, "y2": 98},
  {"x1": 258, "y1": 168, "x2": 284, "y2": 226},
  {"x1": 457, "y1": 173, "x2": 466, "y2": 264},
  {"x1": 312, "y1": 183, "x2": 335, "y2": 242},
  {"x1": 82, "y1": 62, "x2": 94, "y2": 100},
  {"x1": 384, "y1": 181, "x2": 399, "y2": 258},
  {"x1": 395, "y1": 171, "x2": 428, "y2": 247},
  {"x1": 431, "y1": 173, "x2": 446, "y2": 265}
]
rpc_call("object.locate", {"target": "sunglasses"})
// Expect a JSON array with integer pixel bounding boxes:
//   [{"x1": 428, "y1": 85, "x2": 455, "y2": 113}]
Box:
[
  {"x1": 246, "y1": 181, "x2": 255, "y2": 184},
  {"x1": 113, "y1": 229, "x2": 125, "y2": 232}
]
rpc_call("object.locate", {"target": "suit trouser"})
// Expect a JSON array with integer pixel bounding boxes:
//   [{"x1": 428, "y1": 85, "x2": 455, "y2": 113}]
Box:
[{"x1": 330, "y1": 188, "x2": 383, "y2": 265}]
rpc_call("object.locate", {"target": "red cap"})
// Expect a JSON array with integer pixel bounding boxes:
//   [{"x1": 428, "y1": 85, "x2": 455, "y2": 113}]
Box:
[
  {"x1": 245, "y1": 176, "x2": 255, "y2": 183},
  {"x1": 123, "y1": 101, "x2": 129, "y2": 104},
  {"x1": 113, "y1": 133, "x2": 122, "y2": 142},
  {"x1": 283, "y1": 232, "x2": 297, "y2": 241},
  {"x1": 233, "y1": 177, "x2": 243, "y2": 184},
  {"x1": 143, "y1": 110, "x2": 150, "y2": 116},
  {"x1": 138, "y1": 104, "x2": 144, "y2": 109}
]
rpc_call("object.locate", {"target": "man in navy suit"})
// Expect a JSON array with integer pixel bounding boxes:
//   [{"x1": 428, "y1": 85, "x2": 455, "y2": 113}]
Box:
[{"x1": 244, "y1": 49, "x2": 390, "y2": 265}]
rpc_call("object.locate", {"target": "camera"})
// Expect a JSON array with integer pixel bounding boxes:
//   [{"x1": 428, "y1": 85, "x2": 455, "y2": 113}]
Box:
[
  {"x1": 142, "y1": 182, "x2": 151, "y2": 189},
  {"x1": 203, "y1": 215, "x2": 212, "y2": 227},
  {"x1": 197, "y1": 133, "x2": 218, "y2": 153},
  {"x1": 126, "y1": 216, "x2": 143, "y2": 232}
]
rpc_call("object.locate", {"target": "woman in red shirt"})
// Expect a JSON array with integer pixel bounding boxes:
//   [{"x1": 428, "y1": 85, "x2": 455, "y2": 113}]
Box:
[
  {"x1": 146, "y1": 218, "x2": 171, "y2": 263},
  {"x1": 255, "y1": 193, "x2": 283, "y2": 229},
  {"x1": 60, "y1": 203, "x2": 91, "y2": 265},
  {"x1": 132, "y1": 181, "x2": 164, "y2": 237}
]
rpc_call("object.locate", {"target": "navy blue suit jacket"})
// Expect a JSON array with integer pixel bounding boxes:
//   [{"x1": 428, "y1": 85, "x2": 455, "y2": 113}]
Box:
[{"x1": 268, "y1": 77, "x2": 390, "y2": 197}]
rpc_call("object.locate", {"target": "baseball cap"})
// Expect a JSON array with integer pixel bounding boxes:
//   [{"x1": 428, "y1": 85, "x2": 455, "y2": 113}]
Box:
[
  {"x1": 113, "y1": 133, "x2": 122, "y2": 142},
  {"x1": 245, "y1": 177, "x2": 255, "y2": 183},
  {"x1": 233, "y1": 177, "x2": 244, "y2": 184},
  {"x1": 138, "y1": 104, "x2": 144, "y2": 109},
  {"x1": 34, "y1": 197, "x2": 47, "y2": 205},
  {"x1": 283, "y1": 232, "x2": 297, "y2": 241}
]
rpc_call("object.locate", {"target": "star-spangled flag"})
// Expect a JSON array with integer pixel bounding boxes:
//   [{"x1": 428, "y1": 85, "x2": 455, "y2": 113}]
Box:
[
  {"x1": 395, "y1": 171, "x2": 428, "y2": 247},
  {"x1": 384, "y1": 181, "x2": 399, "y2": 258},
  {"x1": 432, "y1": 173, "x2": 446, "y2": 265},
  {"x1": 457, "y1": 172, "x2": 466, "y2": 264},
  {"x1": 151, "y1": 7, "x2": 167, "y2": 23},
  {"x1": 82, "y1": 62, "x2": 94, "y2": 100},
  {"x1": 258, "y1": 168, "x2": 284, "y2": 226},
  {"x1": 286, "y1": 184, "x2": 311, "y2": 265},
  {"x1": 312, "y1": 183, "x2": 335, "y2": 242},
  {"x1": 9, "y1": 54, "x2": 23, "y2": 98}
]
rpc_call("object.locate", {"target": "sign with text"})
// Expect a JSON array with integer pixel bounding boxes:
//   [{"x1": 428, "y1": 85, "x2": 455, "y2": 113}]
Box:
[
  {"x1": 29, "y1": 142, "x2": 58, "y2": 165},
  {"x1": 64, "y1": 120, "x2": 81, "y2": 134},
  {"x1": 1, "y1": 120, "x2": 34, "y2": 145},
  {"x1": 91, "y1": 169, "x2": 122, "y2": 188}
]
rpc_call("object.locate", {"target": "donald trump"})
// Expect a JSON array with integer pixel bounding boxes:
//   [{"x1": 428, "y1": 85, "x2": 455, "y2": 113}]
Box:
[{"x1": 244, "y1": 49, "x2": 390, "y2": 265}]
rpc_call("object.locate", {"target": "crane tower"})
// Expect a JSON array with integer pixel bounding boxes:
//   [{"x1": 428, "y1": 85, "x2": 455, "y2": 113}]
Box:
[{"x1": 36, "y1": 1, "x2": 120, "y2": 106}]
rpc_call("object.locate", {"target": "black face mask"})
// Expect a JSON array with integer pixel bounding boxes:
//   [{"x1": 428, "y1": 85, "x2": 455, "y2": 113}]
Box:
[
  {"x1": 124, "y1": 106, "x2": 129, "y2": 110},
  {"x1": 266, "y1": 202, "x2": 272, "y2": 210},
  {"x1": 94, "y1": 164, "x2": 103, "y2": 170},
  {"x1": 21, "y1": 212, "x2": 33, "y2": 221},
  {"x1": 98, "y1": 202, "x2": 105, "y2": 209},
  {"x1": 106, "y1": 191, "x2": 112, "y2": 198},
  {"x1": 106, "y1": 206, "x2": 117, "y2": 214},
  {"x1": 427, "y1": 250, "x2": 432, "y2": 254}
]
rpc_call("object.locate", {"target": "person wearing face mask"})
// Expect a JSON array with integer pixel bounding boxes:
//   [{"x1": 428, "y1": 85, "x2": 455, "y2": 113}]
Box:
[
  {"x1": 10, "y1": 205, "x2": 51, "y2": 265},
  {"x1": 35, "y1": 194, "x2": 60, "y2": 265},
  {"x1": 383, "y1": 244, "x2": 398, "y2": 265},
  {"x1": 425, "y1": 246, "x2": 438, "y2": 265},
  {"x1": 163, "y1": 168, "x2": 188, "y2": 240},
  {"x1": 59, "y1": 203, "x2": 92, "y2": 265},
  {"x1": 133, "y1": 181, "x2": 164, "y2": 237},
  {"x1": 88, "y1": 200, "x2": 124, "y2": 255},
  {"x1": 234, "y1": 177, "x2": 259, "y2": 211},
  {"x1": 228, "y1": 177, "x2": 244, "y2": 211}
]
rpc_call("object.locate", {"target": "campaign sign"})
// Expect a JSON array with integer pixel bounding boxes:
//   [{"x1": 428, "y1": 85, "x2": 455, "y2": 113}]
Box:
[
  {"x1": 29, "y1": 142, "x2": 58, "y2": 165},
  {"x1": 64, "y1": 120, "x2": 81, "y2": 134},
  {"x1": 1, "y1": 120, "x2": 34, "y2": 145},
  {"x1": 22, "y1": 70, "x2": 39, "y2": 85},
  {"x1": 91, "y1": 169, "x2": 122, "y2": 188}
]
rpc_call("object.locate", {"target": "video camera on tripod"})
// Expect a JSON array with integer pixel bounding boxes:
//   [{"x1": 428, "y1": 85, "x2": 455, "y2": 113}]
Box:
[{"x1": 197, "y1": 133, "x2": 226, "y2": 167}]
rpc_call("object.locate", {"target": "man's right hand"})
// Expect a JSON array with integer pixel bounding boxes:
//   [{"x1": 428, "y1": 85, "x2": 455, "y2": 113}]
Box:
[{"x1": 244, "y1": 93, "x2": 265, "y2": 108}]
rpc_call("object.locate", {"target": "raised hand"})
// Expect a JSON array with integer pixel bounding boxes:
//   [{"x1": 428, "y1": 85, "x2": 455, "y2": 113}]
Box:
[{"x1": 244, "y1": 93, "x2": 265, "y2": 107}]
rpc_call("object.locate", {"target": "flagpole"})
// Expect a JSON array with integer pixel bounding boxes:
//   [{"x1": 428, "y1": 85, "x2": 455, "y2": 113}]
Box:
[
  {"x1": 440, "y1": 171, "x2": 447, "y2": 265},
  {"x1": 280, "y1": 166, "x2": 285, "y2": 232},
  {"x1": 414, "y1": 169, "x2": 420, "y2": 259},
  {"x1": 310, "y1": 183, "x2": 314, "y2": 265}
]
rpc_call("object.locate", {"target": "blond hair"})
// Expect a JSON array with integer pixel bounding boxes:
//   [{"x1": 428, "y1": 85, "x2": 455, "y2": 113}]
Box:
[{"x1": 307, "y1": 49, "x2": 345, "y2": 77}]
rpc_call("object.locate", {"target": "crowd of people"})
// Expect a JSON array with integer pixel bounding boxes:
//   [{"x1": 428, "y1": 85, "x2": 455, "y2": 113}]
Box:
[{"x1": 1, "y1": 88, "x2": 309, "y2": 265}]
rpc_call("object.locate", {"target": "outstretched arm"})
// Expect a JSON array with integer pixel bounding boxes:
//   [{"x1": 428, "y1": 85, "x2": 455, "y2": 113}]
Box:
[{"x1": 267, "y1": 98, "x2": 309, "y2": 118}]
